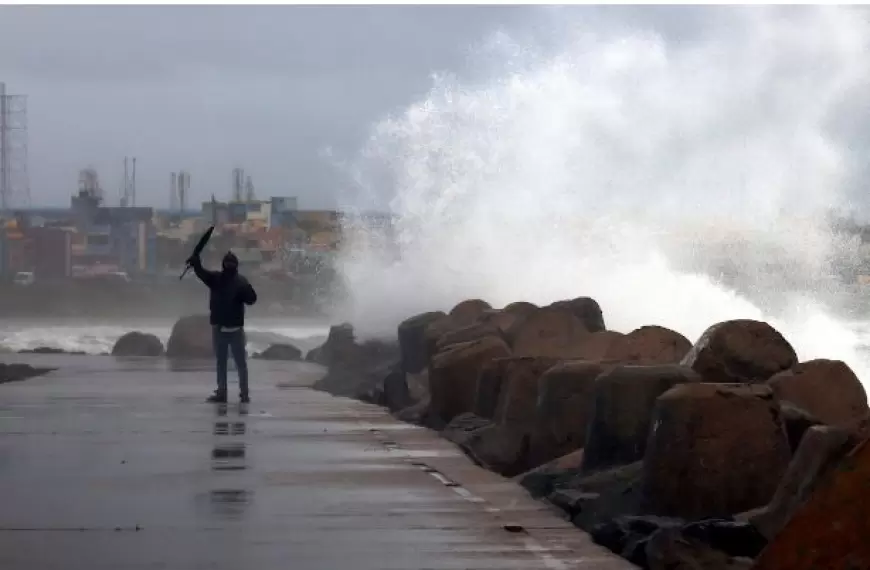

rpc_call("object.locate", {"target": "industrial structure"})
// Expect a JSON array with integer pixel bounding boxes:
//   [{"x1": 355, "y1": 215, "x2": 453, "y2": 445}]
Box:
[
  {"x1": 119, "y1": 157, "x2": 137, "y2": 207},
  {"x1": 0, "y1": 82, "x2": 29, "y2": 212},
  {"x1": 169, "y1": 170, "x2": 190, "y2": 212}
]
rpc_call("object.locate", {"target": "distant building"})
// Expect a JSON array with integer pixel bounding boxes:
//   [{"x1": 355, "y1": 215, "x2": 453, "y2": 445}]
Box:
[
  {"x1": 201, "y1": 196, "x2": 298, "y2": 230},
  {"x1": 29, "y1": 227, "x2": 73, "y2": 279}
]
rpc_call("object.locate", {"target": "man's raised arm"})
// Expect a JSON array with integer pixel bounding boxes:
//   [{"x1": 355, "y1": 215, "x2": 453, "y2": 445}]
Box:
[{"x1": 188, "y1": 255, "x2": 219, "y2": 288}]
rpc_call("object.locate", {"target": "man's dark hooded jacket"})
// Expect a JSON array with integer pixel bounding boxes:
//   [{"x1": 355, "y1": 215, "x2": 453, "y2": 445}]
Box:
[{"x1": 190, "y1": 252, "x2": 257, "y2": 327}]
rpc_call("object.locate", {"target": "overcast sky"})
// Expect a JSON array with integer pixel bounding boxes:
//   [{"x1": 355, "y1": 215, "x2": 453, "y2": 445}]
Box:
[
  {"x1": 0, "y1": 5, "x2": 729, "y2": 210},
  {"x1": 0, "y1": 6, "x2": 524, "y2": 209},
  {"x1": 3, "y1": 6, "x2": 867, "y2": 216}
]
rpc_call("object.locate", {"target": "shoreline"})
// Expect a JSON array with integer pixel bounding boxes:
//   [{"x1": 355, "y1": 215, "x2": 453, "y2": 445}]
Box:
[{"x1": 306, "y1": 297, "x2": 870, "y2": 569}]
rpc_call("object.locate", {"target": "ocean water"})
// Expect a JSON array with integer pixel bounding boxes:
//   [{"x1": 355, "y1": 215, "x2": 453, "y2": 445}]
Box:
[
  {"x1": 333, "y1": 6, "x2": 870, "y2": 386},
  {"x1": 0, "y1": 318, "x2": 330, "y2": 357}
]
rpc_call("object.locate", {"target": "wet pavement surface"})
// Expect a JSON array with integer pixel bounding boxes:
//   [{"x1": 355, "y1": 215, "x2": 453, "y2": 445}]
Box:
[{"x1": 0, "y1": 355, "x2": 634, "y2": 570}]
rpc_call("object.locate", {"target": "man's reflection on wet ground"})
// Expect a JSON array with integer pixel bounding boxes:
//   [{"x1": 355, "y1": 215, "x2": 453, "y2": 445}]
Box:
[{"x1": 207, "y1": 404, "x2": 253, "y2": 517}]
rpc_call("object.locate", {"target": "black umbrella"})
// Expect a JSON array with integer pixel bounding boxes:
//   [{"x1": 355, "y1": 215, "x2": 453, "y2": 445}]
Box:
[{"x1": 179, "y1": 225, "x2": 215, "y2": 280}]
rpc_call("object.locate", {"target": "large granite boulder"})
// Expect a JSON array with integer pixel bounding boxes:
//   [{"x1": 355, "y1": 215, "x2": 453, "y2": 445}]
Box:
[
  {"x1": 547, "y1": 296, "x2": 606, "y2": 332},
  {"x1": 535, "y1": 360, "x2": 605, "y2": 462},
  {"x1": 502, "y1": 301, "x2": 538, "y2": 316},
  {"x1": 166, "y1": 315, "x2": 213, "y2": 358},
  {"x1": 645, "y1": 528, "x2": 754, "y2": 570},
  {"x1": 642, "y1": 383, "x2": 791, "y2": 519},
  {"x1": 493, "y1": 356, "x2": 561, "y2": 427},
  {"x1": 428, "y1": 336, "x2": 511, "y2": 426},
  {"x1": 589, "y1": 516, "x2": 762, "y2": 569},
  {"x1": 443, "y1": 355, "x2": 559, "y2": 477},
  {"x1": 605, "y1": 325, "x2": 692, "y2": 365},
  {"x1": 449, "y1": 418, "x2": 531, "y2": 477},
  {"x1": 779, "y1": 402, "x2": 823, "y2": 453},
  {"x1": 305, "y1": 323, "x2": 355, "y2": 366},
  {"x1": 575, "y1": 331, "x2": 626, "y2": 361},
  {"x1": 752, "y1": 435, "x2": 870, "y2": 570},
  {"x1": 441, "y1": 412, "x2": 494, "y2": 447},
  {"x1": 516, "y1": 448, "x2": 585, "y2": 498},
  {"x1": 750, "y1": 422, "x2": 869, "y2": 540},
  {"x1": 423, "y1": 314, "x2": 464, "y2": 361},
  {"x1": 397, "y1": 311, "x2": 446, "y2": 374},
  {"x1": 254, "y1": 343, "x2": 303, "y2": 361},
  {"x1": 435, "y1": 322, "x2": 503, "y2": 352},
  {"x1": 0, "y1": 362, "x2": 54, "y2": 384},
  {"x1": 564, "y1": 461, "x2": 646, "y2": 532},
  {"x1": 766, "y1": 359, "x2": 868, "y2": 426},
  {"x1": 680, "y1": 319, "x2": 797, "y2": 384},
  {"x1": 506, "y1": 306, "x2": 591, "y2": 358},
  {"x1": 111, "y1": 331, "x2": 165, "y2": 357},
  {"x1": 582, "y1": 365, "x2": 701, "y2": 473},
  {"x1": 475, "y1": 308, "x2": 524, "y2": 335},
  {"x1": 309, "y1": 323, "x2": 401, "y2": 400},
  {"x1": 313, "y1": 351, "x2": 399, "y2": 400},
  {"x1": 476, "y1": 356, "x2": 558, "y2": 420},
  {"x1": 448, "y1": 298, "x2": 492, "y2": 326}
]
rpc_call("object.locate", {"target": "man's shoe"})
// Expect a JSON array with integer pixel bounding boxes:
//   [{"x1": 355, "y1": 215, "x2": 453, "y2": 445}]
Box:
[
  {"x1": 240, "y1": 394, "x2": 250, "y2": 404},
  {"x1": 207, "y1": 393, "x2": 227, "y2": 404}
]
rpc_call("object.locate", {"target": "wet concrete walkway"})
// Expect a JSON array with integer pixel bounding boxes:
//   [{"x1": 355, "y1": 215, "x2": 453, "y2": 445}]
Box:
[{"x1": 0, "y1": 355, "x2": 633, "y2": 570}]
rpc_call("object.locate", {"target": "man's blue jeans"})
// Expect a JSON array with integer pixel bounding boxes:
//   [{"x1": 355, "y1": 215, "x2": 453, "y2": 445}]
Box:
[{"x1": 212, "y1": 326, "x2": 249, "y2": 398}]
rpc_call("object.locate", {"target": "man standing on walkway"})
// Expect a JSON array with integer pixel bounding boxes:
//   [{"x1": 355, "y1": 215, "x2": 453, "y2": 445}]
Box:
[{"x1": 187, "y1": 251, "x2": 258, "y2": 404}]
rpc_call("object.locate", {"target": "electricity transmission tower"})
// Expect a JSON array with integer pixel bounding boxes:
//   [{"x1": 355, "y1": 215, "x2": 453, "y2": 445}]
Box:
[{"x1": 0, "y1": 82, "x2": 29, "y2": 212}]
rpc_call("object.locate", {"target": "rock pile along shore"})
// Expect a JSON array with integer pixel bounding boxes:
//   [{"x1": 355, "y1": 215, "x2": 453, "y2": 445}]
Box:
[{"x1": 305, "y1": 296, "x2": 870, "y2": 570}]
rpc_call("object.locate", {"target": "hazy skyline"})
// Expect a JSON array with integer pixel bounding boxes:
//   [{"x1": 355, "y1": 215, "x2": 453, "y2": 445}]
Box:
[{"x1": 1, "y1": 5, "x2": 542, "y2": 210}]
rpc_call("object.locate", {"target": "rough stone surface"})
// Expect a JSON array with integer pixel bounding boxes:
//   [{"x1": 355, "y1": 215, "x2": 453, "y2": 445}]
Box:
[
  {"x1": 0, "y1": 362, "x2": 54, "y2": 384},
  {"x1": 535, "y1": 360, "x2": 605, "y2": 462},
  {"x1": 397, "y1": 311, "x2": 447, "y2": 374},
  {"x1": 19, "y1": 346, "x2": 86, "y2": 355},
  {"x1": 766, "y1": 359, "x2": 868, "y2": 426},
  {"x1": 506, "y1": 307, "x2": 591, "y2": 358},
  {"x1": 568, "y1": 462, "x2": 646, "y2": 533},
  {"x1": 423, "y1": 314, "x2": 463, "y2": 363},
  {"x1": 441, "y1": 412, "x2": 494, "y2": 448},
  {"x1": 752, "y1": 437, "x2": 870, "y2": 570},
  {"x1": 166, "y1": 315, "x2": 213, "y2": 359},
  {"x1": 448, "y1": 299, "x2": 492, "y2": 326},
  {"x1": 460, "y1": 421, "x2": 531, "y2": 477},
  {"x1": 641, "y1": 383, "x2": 791, "y2": 519},
  {"x1": 405, "y1": 369, "x2": 430, "y2": 404},
  {"x1": 516, "y1": 448, "x2": 585, "y2": 498},
  {"x1": 646, "y1": 528, "x2": 754, "y2": 570},
  {"x1": 476, "y1": 309, "x2": 523, "y2": 335},
  {"x1": 310, "y1": 324, "x2": 401, "y2": 402},
  {"x1": 605, "y1": 325, "x2": 692, "y2": 365},
  {"x1": 779, "y1": 402, "x2": 823, "y2": 454},
  {"x1": 475, "y1": 358, "x2": 511, "y2": 419},
  {"x1": 681, "y1": 519, "x2": 768, "y2": 559},
  {"x1": 435, "y1": 322, "x2": 503, "y2": 352},
  {"x1": 305, "y1": 323, "x2": 356, "y2": 366},
  {"x1": 476, "y1": 356, "x2": 558, "y2": 423},
  {"x1": 493, "y1": 356, "x2": 561, "y2": 428},
  {"x1": 381, "y1": 367, "x2": 413, "y2": 412},
  {"x1": 680, "y1": 319, "x2": 797, "y2": 384},
  {"x1": 575, "y1": 331, "x2": 625, "y2": 361},
  {"x1": 428, "y1": 336, "x2": 511, "y2": 425},
  {"x1": 591, "y1": 515, "x2": 683, "y2": 567},
  {"x1": 750, "y1": 423, "x2": 866, "y2": 540},
  {"x1": 254, "y1": 343, "x2": 302, "y2": 361},
  {"x1": 502, "y1": 301, "x2": 539, "y2": 316},
  {"x1": 394, "y1": 396, "x2": 431, "y2": 426},
  {"x1": 111, "y1": 331, "x2": 165, "y2": 357},
  {"x1": 547, "y1": 296, "x2": 606, "y2": 333},
  {"x1": 582, "y1": 365, "x2": 700, "y2": 473}
]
